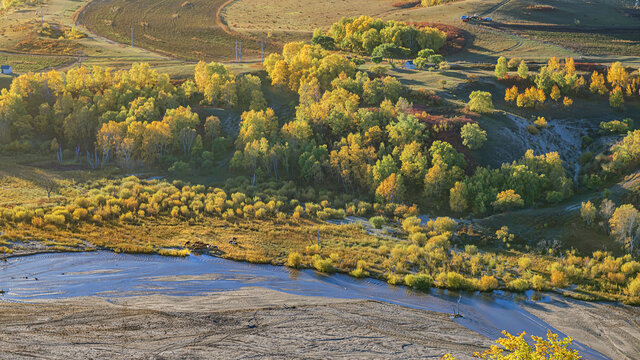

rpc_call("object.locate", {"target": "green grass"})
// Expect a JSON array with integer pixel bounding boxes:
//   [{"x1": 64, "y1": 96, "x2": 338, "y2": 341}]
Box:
[
  {"x1": 0, "y1": 74, "x2": 11, "y2": 89},
  {"x1": 0, "y1": 53, "x2": 68, "y2": 73}
]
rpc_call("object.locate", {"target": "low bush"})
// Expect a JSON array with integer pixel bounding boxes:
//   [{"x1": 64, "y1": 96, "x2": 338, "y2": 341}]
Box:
[
  {"x1": 464, "y1": 244, "x2": 478, "y2": 255},
  {"x1": 286, "y1": 251, "x2": 303, "y2": 268},
  {"x1": 44, "y1": 213, "x2": 66, "y2": 226},
  {"x1": 404, "y1": 273, "x2": 434, "y2": 290},
  {"x1": 313, "y1": 255, "x2": 334, "y2": 273},
  {"x1": 477, "y1": 275, "x2": 499, "y2": 291},
  {"x1": 530, "y1": 274, "x2": 547, "y2": 291},
  {"x1": 158, "y1": 248, "x2": 190, "y2": 257},
  {"x1": 369, "y1": 216, "x2": 386, "y2": 229},
  {"x1": 507, "y1": 278, "x2": 529, "y2": 292}
]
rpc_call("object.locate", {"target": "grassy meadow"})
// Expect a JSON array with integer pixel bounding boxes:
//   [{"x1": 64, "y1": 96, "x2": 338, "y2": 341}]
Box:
[{"x1": 79, "y1": 0, "x2": 280, "y2": 62}]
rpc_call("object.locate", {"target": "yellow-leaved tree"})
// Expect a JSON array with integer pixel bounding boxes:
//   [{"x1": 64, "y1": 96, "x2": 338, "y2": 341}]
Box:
[
  {"x1": 376, "y1": 173, "x2": 405, "y2": 203},
  {"x1": 607, "y1": 62, "x2": 628, "y2": 88},
  {"x1": 589, "y1": 71, "x2": 607, "y2": 95},
  {"x1": 443, "y1": 330, "x2": 581, "y2": 360}
]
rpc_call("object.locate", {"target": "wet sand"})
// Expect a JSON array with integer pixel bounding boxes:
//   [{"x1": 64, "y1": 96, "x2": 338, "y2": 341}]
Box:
[
  {"x1": 521, "y1": 295, "x2": 640, "y2": 360},
  {"x1": 0, "y1": 287, "x2": 493, "y2": 359}
]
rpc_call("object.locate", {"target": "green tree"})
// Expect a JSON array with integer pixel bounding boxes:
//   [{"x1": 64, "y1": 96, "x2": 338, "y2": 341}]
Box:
[
  {"x1": 429, "y1": 140, "x2": 465, "y2": 169},
  {"x1": 468, "y1": 91, "x2": 493, "y2": 113},
  {"x1": 162, "y1": 106, "x2": 200, "y2": 154},
  {"x1": 311, "y1": 35, "x2": 335, "y2": 50},
  {"x1": 460, "y1": 123, "x2": 487, "y2": 150},
  {"x1": 399, "y1": 141, "x2": 428, "y2": 183},
  {"x1": 362, "y1": 78, "x2": 385, "y2": 105},
  {"x1": 609, "y1": 86, "x2": 624, "y2": 108},
  {"x1": 329, "y1": 133, "x2": 377, "y2": 193},
  {"x1": 517, "y1": 60, "x2": 529, "y2": 79},
  {"x1": 386, "y1": 113, "x2": 427, "y2": 147},
  {"x1": 372, "y1": 154, "x2": 398, "y2": 184},
  {"x1": 372, "y1": 43, "x2": 410, "y2": 60},
  {"x1": 610, "y1": 130, "x2": 640, "y2": 171},
  {"x1": 417, "y1": 48, "x2": 435, "y2": 58},
  {"x1": 299, "y1": 145, "x2": 329, "y2": 184},
  {"x1": 494, "y1": 56, "x2": 508, "y2": 79}
]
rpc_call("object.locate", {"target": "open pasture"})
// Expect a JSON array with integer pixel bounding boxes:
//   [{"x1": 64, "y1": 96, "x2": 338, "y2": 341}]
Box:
[{"x1": 79, "y1": 0, "x2": 280, "y2": 62}]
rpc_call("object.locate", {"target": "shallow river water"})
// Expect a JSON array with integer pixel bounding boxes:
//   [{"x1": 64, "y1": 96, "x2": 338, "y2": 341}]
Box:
[{"x1": 0, "y1": 251, "x2": 608, "y2": 359}]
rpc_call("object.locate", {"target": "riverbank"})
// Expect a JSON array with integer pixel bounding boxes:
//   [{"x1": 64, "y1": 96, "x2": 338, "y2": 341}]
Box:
[
  {"x1": 0, "y1": 287, "x2": 492, "y2": 359},
  {"x1": 1, "y1": 251, "x2": 637, "y2": 359},
  {"x1": 1, "y1": 286, "x2": 639, "y2": 359}
]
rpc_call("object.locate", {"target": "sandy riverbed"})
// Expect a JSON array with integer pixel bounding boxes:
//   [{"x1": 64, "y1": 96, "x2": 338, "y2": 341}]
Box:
[
  {"x1": 520, "y1": 295, "x2": 640, "y2": 360},
  {"x1": 2, "y1": 287, "x2": 639, "y2": 359},
  {"x1": 0, "y1": 287, "x2": 493, "y2": 359}
]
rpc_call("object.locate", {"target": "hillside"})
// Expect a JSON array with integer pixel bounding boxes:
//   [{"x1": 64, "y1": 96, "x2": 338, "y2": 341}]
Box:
[{"x1": 0, "y1": 2, "x2": 639, "y2": 358}]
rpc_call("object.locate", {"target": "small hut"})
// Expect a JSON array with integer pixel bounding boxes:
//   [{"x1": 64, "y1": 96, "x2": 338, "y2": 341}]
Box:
[{"x1": 404, "y1": 60, "x2": 417, "y2": 70}]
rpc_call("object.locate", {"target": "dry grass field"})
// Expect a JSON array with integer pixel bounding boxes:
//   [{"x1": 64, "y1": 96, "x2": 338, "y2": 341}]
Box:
[
  {"x1": 79, "y1": 0, "x2": 280, "y2": 62},
  {"x1": 223, "y1": 0, "x2": 396, "y2": 43},
  {"x1": 489, "y1": 0, "x2": 640, "y2": 28},
  {"x1": 0, "y1": 0, "x2": 200, "y2": 76},
  {"x1": 224, "y1": 0, "x2": 576, "y2": 62},
  {"x1": 2, "y1": 0, "x2": 640, "y2": 72}
]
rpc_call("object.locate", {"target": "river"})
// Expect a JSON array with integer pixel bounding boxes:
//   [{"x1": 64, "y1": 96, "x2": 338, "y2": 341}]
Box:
[{"x1": 0, "y1": 251, "x2": 609, "y2": 359}]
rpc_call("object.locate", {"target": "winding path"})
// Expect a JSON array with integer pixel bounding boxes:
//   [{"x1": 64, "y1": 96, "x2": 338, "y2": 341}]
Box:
[
  {"x1": 480, "y1": 0, "x2": 511, "y2": 17},
  {"x1": 215, "y1": 0, "x2": 237, "y2": 36}
]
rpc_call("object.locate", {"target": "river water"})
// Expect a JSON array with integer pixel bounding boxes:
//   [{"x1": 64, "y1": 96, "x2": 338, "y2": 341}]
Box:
[{"x1": 0, "y1": 251, "x2": 608, "y2": 359}]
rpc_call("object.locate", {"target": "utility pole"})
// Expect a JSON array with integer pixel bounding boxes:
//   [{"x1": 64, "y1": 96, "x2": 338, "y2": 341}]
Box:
[
  {"x1": 260, "y1": 40, "x2": 264, "y2": 62},
  {"x1": 131, "y1": 27, "x2": 133, "y2": 48},
  {"x1": 234, "y1": 40, "x2": 242, "y2": 62}
]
